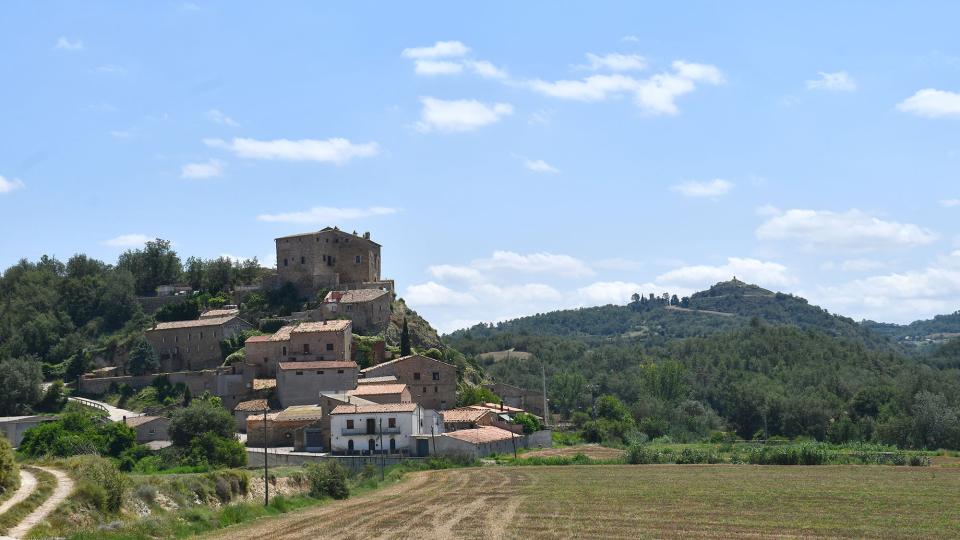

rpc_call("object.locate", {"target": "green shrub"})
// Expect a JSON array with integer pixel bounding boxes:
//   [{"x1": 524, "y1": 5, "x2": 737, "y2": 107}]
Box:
[
  {"x1": 627, "y1": 444, "x2": 664, "y2": 464},
  {"x1": 675, "y1": 448, "x2": 722, "y2": 464},
  {"x1": 0, "y1": 438, "x2": 18, "y2": 494},
  {"x1": 186, "y1": 432, "x2": 247, "y2": 468},
  {"x1": 68, "y1": 455, "x2": 127, "y2": 513},
  {"x1": 305, "y1": 461, "x2": 349, "y2": 500}
]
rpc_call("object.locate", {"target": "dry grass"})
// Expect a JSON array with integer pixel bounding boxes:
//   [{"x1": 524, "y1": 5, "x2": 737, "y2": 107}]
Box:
[
  {"x1": 210, "y1": 464, "x2": 960, "y2": 539},
  {"x1": 522, "y1": 444, "x2": 625, "y2": 460}
]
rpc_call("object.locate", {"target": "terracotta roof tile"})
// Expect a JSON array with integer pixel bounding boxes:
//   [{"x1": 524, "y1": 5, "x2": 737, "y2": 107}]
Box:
[
  {"x1": 245, "y1": 335, "x2": 270, "y2": 343},
  {"x1": 442, "y1": 408, "x2": 493, "y2": 423},
  {"x1": 330, "y1": 403, "x2": 418, "y2": 414},
  {"x1": 253, "y1": 379, "x2": 276, "y2": 390},
  {"x1": 360, "y1": 354, "x2": 457, "y2": 373},
  {"x1": 444, "y1": 426, "x2": 517, "y2": 444},
  {"x1": 124, "y1": 415, "x2": 165, "y2": 428},
  {"x1": 358, "y1": 375, "x2": 398, "y2": 385},
  {"x1": 278, "y1": 361, "x2": 357, "y2": 370},
  {"x1": 149, "y1": 316, "x2": 242, "y2": 330},
  {"x1": 347, "y1": 384, "x2": 408, "y2": 396},
  {"x1": 233, "y1": 399, "x2": 269, "y2": 412}
]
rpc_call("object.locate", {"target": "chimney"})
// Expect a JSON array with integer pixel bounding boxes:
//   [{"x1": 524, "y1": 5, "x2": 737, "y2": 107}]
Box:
[{"x1": 363, "y1": 231, "x2": 370, "y2": 240}]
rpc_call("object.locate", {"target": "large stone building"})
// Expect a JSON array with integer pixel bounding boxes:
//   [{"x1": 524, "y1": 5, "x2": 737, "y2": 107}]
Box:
[
  {"x1": 276, "y1": 360, "x2": 359, "y2": 407},
  {"x1": 145, "y1": 316, "x2": 253, "y2": 372},
  {"x1": 244, "y1": 320, "x2": 352, "y2": 378},
  {"x1": 361, "y1": 355, "x2": 458, "y2": 410},
  {"x1": 483, "y1": 382, "x2": 547, "y2": 418},
  {"x1": 275, "y1": 227, "x2": 383, "y2": 296}
]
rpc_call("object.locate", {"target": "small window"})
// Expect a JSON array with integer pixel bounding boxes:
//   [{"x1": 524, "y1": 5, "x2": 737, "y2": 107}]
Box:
[
  {"x1": 388, "y1": 418, "x2": 396, "y2": 428},
  {"x1": 435, "y1": 386, "x2": 438, "y2": 393},
  {"x1": 284, "y1": 258, "x2": 288, "y2": 267},
  {"x1": 282, "y1": 346, "x2": 287, "y2": 356},
  {"x1": 303, "y1": 343, "x2": 310, "y2": 354},
  {"x1": 423, "y1": 387, "x2": 427, "y2": 393},
  {"x1": 149, "y1": 428, "x2": 155, "y2": 434},
  {"x1": 432, "y1": 372, "x2": 440, "y2": 381},
  {"x1": 347, "y1": 419, "x2": 354, "y2": 429},
  {"x1": 316, "y1": 370, "x2": 322, "y2": 375},
  {"x1": 200, "y1": 331, "x2": 204, "y2": 339},
  {"x1": 326, "y1": 343, "x2": 334, "y2": 351},
  {"x1": 355, "y1": 255, "x2": 362, "y2": 264},
  {"x1": 300, "y1": 256, "x2": 305, "y2": 264},
  {"x1": 296, "y1": 371, "x2": 303, "y2": 375},
  {"x1": 337, "y1": 369, "x2": 344, "y2": 374},
  {"x1": 413, "y1": 372, "x2": 421, "y2": 380}
]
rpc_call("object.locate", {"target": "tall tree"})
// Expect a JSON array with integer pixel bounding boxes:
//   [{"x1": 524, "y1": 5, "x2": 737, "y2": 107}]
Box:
[
  {"x1": 117, "y1": 238, "x2": 182, "y2": 295},
  {"x1": 400, "y1": 317, "x2": 411, "y2": 356}
]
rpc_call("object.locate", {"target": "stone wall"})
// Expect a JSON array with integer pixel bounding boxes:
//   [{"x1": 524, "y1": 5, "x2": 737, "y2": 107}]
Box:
[
  {"x1": 275, "y1": 229, "x2": 381, "y2": 296},
  {"x1": 363, "y1": 355, "x2": 458, "y2": 410}
]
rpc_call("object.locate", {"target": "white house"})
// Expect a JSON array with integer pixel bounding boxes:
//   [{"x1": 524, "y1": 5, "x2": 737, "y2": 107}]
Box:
[{"x1": 329, "y1": 403, "x2": 440, "y2": 455}]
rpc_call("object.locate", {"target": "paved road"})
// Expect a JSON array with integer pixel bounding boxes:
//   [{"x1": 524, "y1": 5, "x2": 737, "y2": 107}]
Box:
[
  {"x1": 68, "y1": 396, "x2": 141, "y2": 422},
  {"x1": 4, "y1": 467, "x2": 74, "y2": 539},
  {"x1": 0, "y1": 470, "x2": 37, "y2": 517}
]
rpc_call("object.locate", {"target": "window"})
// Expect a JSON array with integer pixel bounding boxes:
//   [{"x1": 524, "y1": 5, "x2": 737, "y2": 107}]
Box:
[
  {"x1": 413, "y1": 372, "x2": 421, "y2": 380},
  {"x1": 200, "y1": 332, "x2": 204, "y2": 339},
  {"x1": 283, "y1": 258, "x2": 288, "y2": 267},
  {"x1": 316, "y1": 370, "x2": 322, "y2": 374},
  {"x1": 303, "y1": 343, "x2": 310, "y2": 354},
  {"x1": 282, "y1": 346, "x2": 287, "y2": 356},
  {"x1": 263, "y1": 357, "x2": 268, "y2": 364},
  {"x1": 346, "y1": 419, "x2": 354, "y2": 429},
  {"x1": 175, "y1": 336, "x2": 179, "y2": 343},
  {"x1": 423, "y1": 387, "x2": 427, "y2": 393},
  {"x1": 432, "y1": 372, "x2": 440, "y2": 381},
  {"x1": 337, "y1": 369, "x2": 344, "y2": 374},
  {"x1": 300, "y1": 256, "x2": 305, "y2": 264},
  {"x1": 322, "y1": 255, "x2": 327, "y2": 261},
  {"x1": 296, "y1": 371, "x2": 303, "y2": 375},
  {"x1": 435, "y1": 386, "x2": 438, "y2": 393},
  {"x1": 355, "y1": 255, "x2": 362, "y2": 264},
  {"x1": 388, "y1": 418, "x2": 396, "y2": 428},
  {"x1": 326, "y1": 343, "x2": 334, "y2": 351},
  {"x1": 149, "y1": 428, "x2": 155, "y2": 434}
]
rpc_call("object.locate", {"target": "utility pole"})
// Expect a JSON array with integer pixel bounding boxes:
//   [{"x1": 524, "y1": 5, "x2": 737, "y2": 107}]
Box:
[
  {"x1": 511, "y1": 429, "x2": 517, "y2": 459},
  {"x1": 541, "y1": 361, "x2": 550, "y2": 428},
  {"x1": 262, "y1": 407, "x2": 269, "y2": 507},
  {"x1": 379, "y1": 418, "x2": 384, "y2": 481}
]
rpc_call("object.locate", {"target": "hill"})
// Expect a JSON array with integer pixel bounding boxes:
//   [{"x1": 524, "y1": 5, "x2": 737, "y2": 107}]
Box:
[{"x1": 863, "y1": 311, "x2": 960, "y2": 347}]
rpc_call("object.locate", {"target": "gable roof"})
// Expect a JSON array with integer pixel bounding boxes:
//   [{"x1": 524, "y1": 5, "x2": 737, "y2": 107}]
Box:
[
  {"x1": 253, "y1": 378, "x2": 276, "y2": 390},
  {"x1": 361, "y1": 354, "x2": 457, "y2": 374},
  {"x1": 330, "y1": 403, "x2": 418, "y2": 415},
  {"x1": 275, "y1": 405, "x2": 323, "y2": 421},
  {"x1": 467, "y1": 402, "x2": 528, "y2": 414},
  {"x1": 444, "y1": 426, "x2": 517, "y2": 444},
  {"x1": 335, "y1": 289, "x2": 389, "y2": 303},
  {"x1": 124, "y1": 415, "x2": 165, "y2": 428},
  {"x1": 347, "y1": 384, "x2": 408, "y2": 396},
  {"x1": 233, "y1": 399, "x2": 268, "y2": 412},
  {"x1": 149, "y1": 316, "x2": 246, "y2": 331},
  {"x1": 269, "y1": 320, "x2": 351, "y2": 342},
  {"x1": 358, "y1": 375, "x2": 398, "y2": 385},
  {"x1": 279, "y1": 360, "x2": 358, "y2": 370},
  {"x1": 441, "y1": 408, "x2": 494, "y2": 424},
  {"x1": 200, "y1": 308, "x2": 240, "y2": 319}
]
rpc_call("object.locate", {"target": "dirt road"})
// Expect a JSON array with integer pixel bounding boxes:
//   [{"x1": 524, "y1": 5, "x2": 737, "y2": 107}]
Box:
[
  {"x1": 0, "y1": 471, "x2": 37, "y2": 517},
  {"x1": 4, "y1": 467, "x2": 74, "y2": 539},
  {"x1": 207, "y1": 467, "x2": 530, "y2": 540}
]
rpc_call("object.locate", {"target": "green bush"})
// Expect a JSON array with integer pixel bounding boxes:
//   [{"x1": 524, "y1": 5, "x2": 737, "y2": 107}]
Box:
[
  {"x1": 626, "y1": 444, "x2": 664, "y2": 464},
  {"x1": 186, "y1": 433, "x2": 247, "y2": 469},
  {"x1": 675, "y1": 448, "x2": 722, "y2": 464},
  {"x1": 68, "y1": 455, "x2": 127, "y2": 513},
  {"x1": 305, "y1": 461, "x2": 349, "y2": 500},
  {"x1": 0, "y1": 437, "x2": 18, "y2": 494},
  {"x1": 168, "y1": 399, "x2": 235, "y2": 448}
]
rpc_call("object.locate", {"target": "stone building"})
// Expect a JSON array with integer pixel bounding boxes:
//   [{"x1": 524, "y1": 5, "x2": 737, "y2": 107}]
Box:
[
  {"x1": 346, "y1": 383, "x2": 412, "y2": 405},
  {"x1": 244, "y1": 320, "x2": 352, "y2": 378},
  {"x1": 123, "y1": 416, "x2": 170, "y2": 444},
  {"x1": 245, "y1": 405, "x2": 323, "y2": 447},
  {"x1": 200, "y1": 307, "x2": 239, "y2": 319},
  {"x1": 361, "y1": 355, "x2": 458, "y2": 410},
  {"x1": 275, "y1": 227, "x2": 384, "y2": 296},
  {"x1": 483, "y1": 382, "x2": 547, "y2": 418},
  {"x1": 145, "y1": 315, "x2": 253, "y2": 372},
  {"x1": 277, "y1": 360, "x2": 358, "y2": 407},
  {"x1": 322, "y1": 289, "x2": 392, "y2": 333},
  {"x1": 233, "y1": 398, "x2": 268, "y2": 432}
]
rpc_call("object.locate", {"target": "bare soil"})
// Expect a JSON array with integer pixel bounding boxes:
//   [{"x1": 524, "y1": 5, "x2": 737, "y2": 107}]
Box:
[{"x1": 522, "y1": 444, "x2": 625, "y2": 460}]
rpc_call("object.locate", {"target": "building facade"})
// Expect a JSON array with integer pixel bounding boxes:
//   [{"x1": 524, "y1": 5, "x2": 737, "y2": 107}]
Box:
[
  {"x1": 244, "y1": 320, "x2": 352, "y2": 378},
  {"x1": 323, "y1": 289, "x2": 392, "y2": 333},
  {"x1": 275, "y1": 227, "x2": 382, "y2": 295},
  {"x1": 329, "y1": 403, "x2": 424, "y2": 455},
  {"x1": 123, "y1": 416, "x2": 170, "y2": 443},
  {"x1": 145, "y1": 316, "x2": 253, "y2": 372},
  {"x1": 346, "y1": 383, "x2": 412, "y2": 405},
  {"x1": 483, "y1": 383, "x2": 547, "y2": 418},
  {"x1": 276, "y1": 360, "x2": 358, "y2": 407},
  {"x1": 361, "y1": 355, "x2": 458, "y2": 410}
]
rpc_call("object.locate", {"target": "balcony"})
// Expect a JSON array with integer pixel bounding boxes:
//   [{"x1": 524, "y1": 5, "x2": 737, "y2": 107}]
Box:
[{"x1": 341, "y1": 427, "x2": 401, "y2": 436}]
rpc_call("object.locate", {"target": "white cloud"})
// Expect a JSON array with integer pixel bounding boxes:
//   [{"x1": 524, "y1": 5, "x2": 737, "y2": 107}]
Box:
[
  {"x1": 427, "y1": 264, "x2": 484, "y2": 283},
  {"x1": 806, "y1": 71, "x2": 857, "y2": 92},
  {"x1": 205, "y1": 137, "x2": 379, "y2": 165},
  {"x1": 0, "y1": 175, "x2": 25, "y2": 193},
  {"x1": 528, "y1": 60, "x2": 723, "y2": 115},
  {"x1": 103, "y1": 234, "x2": 151, "y2": 247},
  {"x1": 656, "y1": 257, "x2": 794, "y2": 288},
  {"x1": 55, "y1": 36, "x2": 84, "y2": 51},
  {"x1": 756, "y1": 209, "x2": 936, "y2": 250},
  {"x1": 524, "y1": 159, "x2": 559, "y2": 174},
  {"x1": 414, "y1": 60, "x2": 463, "y2": 75},
  {"x1": 181, "y1": 159, "x2": 224, "y2": 179},
  {"x1": 593, "y1": 257, "x2": 645, "y2": 272},
  {"x1": 940, "y1": 198, "x2": 960, "y2": 208},
  {"x1": 621, "y1": 35, "x2": 640, "y2": 43},
  {"x1": 404, "y1": 281, "x2": 478, "y2": 306},
  {"x1": 755, "y1": 204, "x2": 781, "y2": 216},
  {"x1": 672, "y1": 178, "x2": 733, "y2": 197},
  {"x1": 256, "y1": 206, "x2": 397, "y2": 224},
  {"x1": 401, "y1": 41, "x2": 470, "y2": 59},
  {"x1": 473, "y1": 251, "x2": 594, "y2": 277},
  {"x1": 897, "y1": 89, "x2": 960, "y2": 118},
  {"x1": 415, "y1": 97, "x2": 513, "y2": 133},
  {"x1": 466, "y1": 60, "x2": 508, "y2": 79},
  {"x1": 206, "y1": 109, "x2": 240, "y2": 127},
  {"x1": 576, "y1": 281, "x2": 645, "y2": 304},
  {"x1": 527, "y1": 109, "x2": 554, "y2": 125},
  {"x1": 582, "y1": 53, "x2": 647, "y2": 71},
  {"x1": 473, "y1": 283, "x2": 563, "y2": 303}
]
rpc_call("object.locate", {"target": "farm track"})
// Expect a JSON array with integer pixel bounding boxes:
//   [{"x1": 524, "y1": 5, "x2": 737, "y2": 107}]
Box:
[
  {"x1": 210, "y1": 465, "x2": 960, "y2": 539},
  {"x1": 0, "y1": 471, "x2": 37, "y2": 518}
]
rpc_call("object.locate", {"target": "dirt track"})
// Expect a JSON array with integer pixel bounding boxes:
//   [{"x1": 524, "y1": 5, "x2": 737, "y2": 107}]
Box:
[
  {"x1": 207, "y1": 467, "x2": 530, "y2": 540},
  {"x1": 0, "y1": 471, "x2": 36, "y2": 517},
  {"x1": 5, "y1": 467, "x2": 74, "y2": 539}
]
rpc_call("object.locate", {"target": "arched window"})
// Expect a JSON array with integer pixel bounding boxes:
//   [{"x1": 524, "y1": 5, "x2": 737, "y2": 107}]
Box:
[
  {"x1": 347, "y1": 439, "x2": 354, "y2": 453},
  {"x1": 389, "y1": 438, "x2": 396, "y2": 453}
]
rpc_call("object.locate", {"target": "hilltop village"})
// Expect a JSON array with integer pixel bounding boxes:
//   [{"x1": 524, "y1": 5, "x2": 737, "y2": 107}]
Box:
[{"x1": 73, "y1": 227, "x2": 550, "y2": 460}]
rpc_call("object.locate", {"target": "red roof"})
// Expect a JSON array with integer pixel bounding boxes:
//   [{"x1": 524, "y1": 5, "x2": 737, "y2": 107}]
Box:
[
  {"x1": 330, "y1": 403, "x2": 418, "y2": 414},
  {"x1": 279, "y1": 360, "x2": 358, "y2": 370},
  {"x1": 442, "y1": 408, "x2": 493, "y2": 423},
  {"x1": 245, "y1": 335, "x2": 270, "y2": 343},
  {"x1": 347, "y1": 384, "x2": 408, "y2": 396},
  {"x1": 444, "y1": 426, "x2": 517, "y2": 444}
]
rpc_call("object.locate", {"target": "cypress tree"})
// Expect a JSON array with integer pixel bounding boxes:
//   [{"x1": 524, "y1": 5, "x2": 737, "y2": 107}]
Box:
[{"x1": 400, "y1": 317, "x2": 411, "y2": 356}]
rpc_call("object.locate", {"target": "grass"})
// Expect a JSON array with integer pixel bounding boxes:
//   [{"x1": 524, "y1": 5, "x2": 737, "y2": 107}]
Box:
[
  {"x1": 0, "y1": 467, "x2": 56, "y2": 535},
  {"x1": 203, "y1": 464, "x2": 960, "y2": 539}
]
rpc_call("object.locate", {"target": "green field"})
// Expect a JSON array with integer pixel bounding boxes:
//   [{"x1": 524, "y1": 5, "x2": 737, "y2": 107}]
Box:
[{"x1": 209, "y1": 464, "x2": 960, "y2": 539}]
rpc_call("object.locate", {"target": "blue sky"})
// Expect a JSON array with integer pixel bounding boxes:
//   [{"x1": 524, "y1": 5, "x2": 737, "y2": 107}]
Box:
[{"x1": 2, "y1": 2, "x2": 960, "y2": 332}]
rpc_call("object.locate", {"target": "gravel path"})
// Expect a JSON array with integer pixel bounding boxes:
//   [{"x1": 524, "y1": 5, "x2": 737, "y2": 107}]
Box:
[
  {"x1": 4, "y1": 467, "x2": 73, "y2": 539},
  {"x1": 0, "y1": 471, "x2": 37, "y2": 517}
]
